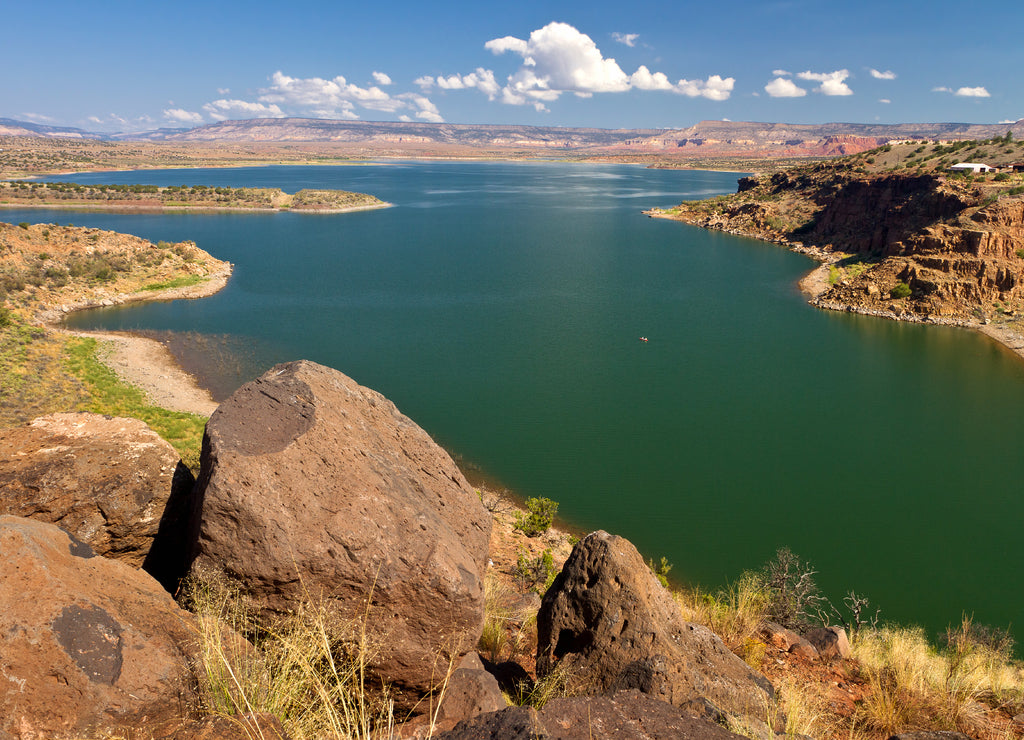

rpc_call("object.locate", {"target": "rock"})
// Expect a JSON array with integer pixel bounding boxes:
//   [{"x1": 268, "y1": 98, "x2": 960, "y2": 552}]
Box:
[
  {"x1": 804, "y1": 626, "x2": 852, "y2": 660},
  {"x1": 0, "y1": 516, "x2": 198, "y2": 739},
  {"x1": 787, "y1": 640, "x2": 819, "y2": 661},
  {"x1": 437, "y1": 690, "x2": 745, "y2": 739},
  {"x1": 760, "y1": 620, "x2": 802, "y2": 651},
  {"x1": 162, "y1": 714, "x2": 291, "y2": 740},
  {"x1": 434, "y1": 653, "x2": 507, "y2": 726},
  {"x1": 0, "y1": 412, "x2": 194, "y2": 593},
  {"x1": 537, "y1": 531, "x2": 777, "y2": 728},
  {"x1": 760, "y1": 620, "x2": 818, "y2": 660},
  {"x1": 186, "y1": 360, "x2": 492, "y2": 701}
]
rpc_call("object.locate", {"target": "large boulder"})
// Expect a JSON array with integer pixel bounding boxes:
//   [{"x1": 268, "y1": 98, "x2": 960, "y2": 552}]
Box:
[
  {"x1": 0, "y1": 412, "x2": 194, "y2": 592},
  {"x1": 437, "y1": 690, "x2": 745, "y2": 739},
  {"x1": 0, "y1": 515, "x2": 198, "y2": 740},
  {"x1": 537, "y1": 531, "x2": 776, "y2": 728},
  {"x1": 186, "y1": 360, "x2": 491, "y2": 701}
]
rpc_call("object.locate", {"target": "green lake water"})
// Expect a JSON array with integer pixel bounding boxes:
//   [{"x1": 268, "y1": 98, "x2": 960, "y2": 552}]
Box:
[{"x1": 15, "y1": 161, "x2": 1024, "y2": 644}]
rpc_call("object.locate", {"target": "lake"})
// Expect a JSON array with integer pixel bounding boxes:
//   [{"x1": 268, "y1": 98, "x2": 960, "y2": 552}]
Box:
[{"x1": 13, "y1": 160, "x2": 1024, "y2": 644}]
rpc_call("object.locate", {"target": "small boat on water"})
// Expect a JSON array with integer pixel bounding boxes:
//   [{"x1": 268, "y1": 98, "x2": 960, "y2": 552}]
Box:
[{"x1": 639, "y1": 336, "x2": 648, "y2": 342}]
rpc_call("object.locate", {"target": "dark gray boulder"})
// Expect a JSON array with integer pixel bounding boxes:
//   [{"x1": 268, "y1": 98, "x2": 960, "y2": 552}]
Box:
[{"x1": 537, "y1": 531, "x2": 778, "y2": 729}]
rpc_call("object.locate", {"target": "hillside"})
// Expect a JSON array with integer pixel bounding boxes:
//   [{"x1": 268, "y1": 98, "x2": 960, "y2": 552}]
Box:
[
  {"x1": 2, "y1": 117, "x2": 1023, "y2": 178},
  {"x1": 649, "y1": 134, "x2": 1024, "y2": 354}
]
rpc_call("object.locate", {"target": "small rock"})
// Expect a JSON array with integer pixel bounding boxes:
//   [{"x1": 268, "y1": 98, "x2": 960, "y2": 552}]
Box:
[{"x1": 804, "y1": 626, "x2": 852, "y2": 660}]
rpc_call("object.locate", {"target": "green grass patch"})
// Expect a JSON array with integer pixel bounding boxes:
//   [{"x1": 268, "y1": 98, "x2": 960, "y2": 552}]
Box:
[
  {"x1": 140, "y1": 275, "x2": 206, "y2": 292},
  {"x1": 62, "y1": 336, "x2": 205, "y2": 471}
]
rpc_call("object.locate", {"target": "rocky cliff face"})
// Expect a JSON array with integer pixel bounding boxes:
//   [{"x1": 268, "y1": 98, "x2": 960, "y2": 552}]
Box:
[{"x1": 655, "y1": 162, "x2": 1024, "y2": 325}]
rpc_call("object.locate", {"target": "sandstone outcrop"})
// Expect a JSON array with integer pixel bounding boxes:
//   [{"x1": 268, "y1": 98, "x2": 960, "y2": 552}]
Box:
[
  {"x1": 654, "y1": 162, "x2": 1024, "y2": 327},
  {"x1": 437, "y1": 689, "x2": 745, "y2": 739},
  {"x1": 186, "y1": 360, "x2": 492, "y2": 701},
  {"x1": 536, "y1": 531, "x2": 776, "y2": 728},
  {"x1": 0, "y1": 515, "x2": 198, "y2": 739},
  {"x1": 0, "y1": 412, "x2": 194, "y2": 592}
]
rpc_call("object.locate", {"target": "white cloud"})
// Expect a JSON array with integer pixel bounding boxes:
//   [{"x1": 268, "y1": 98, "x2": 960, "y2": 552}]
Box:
[
  {"x1": 765, "y1": 77, "x2": 807, "y2": 97},
  {"x1": 955, "y1": 86, "x2": 990, "y2": 98},
  {"x1": 932, "y1": 86, "x2": 953, "y2": 93},
  {"x1": 879, "y1": 98, "x2": 891, "y2": 104},
  {"x1": 414, "y1": 75, "x2": 435, "y2": 90},
  {"x1": 797, "y1": 69, "x2": 853, "y2": 96},
  {"x1": 163, "y1": 108, "x2": 204, "y2": 124},
  {"x1": 676, "y1": 75, "x2": 735, "y2": 101},
  {"x1": 999, "y1": 118, "x2": 1022, "y2": 124},
  {"x1": 372, "y1": 71, "x2": 392, "y2": 86},
  {"x1": 398, "y1": 93, "x2": 443, "y2": 122},
  {"x1": 612, "y1": 32, "x2": 639, "y2": 47},
  {"x1": 772, "y1": 69, "x2": 791, "y2": 77},
  {"x1": 630, "y1": 65, "x2": 674, "y2": 91},
  {"x1": 870, "y1": 68, "x2": 896, "y2": 80},
  {"x1": 202, "y1": 98, "x2": 288, "y2": 121},
  {"x1": 485, "y1": 22, "x2": 732, "y2": 106},
  {"x1": 431, "y1": 68, "x2": 501, "y2": 99},
  {"x1": 217, "y1": 87, "x2": 231, "y2": 95},
  {"x1": 487, "y1": 22, "x2": 631, "y2": 100},
  {"x1": 21, "y1": 112, "x2": 56, "y2": 123}
]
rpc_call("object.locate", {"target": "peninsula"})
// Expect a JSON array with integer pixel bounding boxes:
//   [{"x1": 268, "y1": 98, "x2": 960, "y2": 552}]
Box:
[
  {"x1": 649, "y1": 134, "x2": 1024, "y2": 359},
  {"x1": 0, "y1": 180, "x2": 389, "y2": 213}
]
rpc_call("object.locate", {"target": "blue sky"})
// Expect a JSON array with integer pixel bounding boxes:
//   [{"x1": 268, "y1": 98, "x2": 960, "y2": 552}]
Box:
[{"x1": 4, "y1": 0, "x2": 1021, "y2": 133}]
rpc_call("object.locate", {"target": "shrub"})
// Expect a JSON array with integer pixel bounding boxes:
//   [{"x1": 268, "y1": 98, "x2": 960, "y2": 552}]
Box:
[
  {"x1": 513, "y1": 496, "x2": 558, "y2": 537},
  {"x1": 514, "y1": 548, "x2": 557, "y2": 593},
  {"x1": 761, "y1": 547, "x2": 824, "y2": 630},
  {"x1": 647, "y1": 556, "x2": 673, "y2": 588},
  {"x1": 890, "y1": 282, "x2": 912, "y2": 299},
  {"x1": 994, "y1": 172, "x2": 1010, "y2": 182},
  {"x1": 17, "y1": 222, "x2": 29, "y2": 230},
  {"x1": 0, "y1": 307, "x2": 11, "y2": 328}
]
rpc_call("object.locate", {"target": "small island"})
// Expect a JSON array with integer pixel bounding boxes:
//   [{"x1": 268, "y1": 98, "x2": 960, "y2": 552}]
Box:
[{"x1": 0, "y1": 180, "x2": 390, "y2": 213}]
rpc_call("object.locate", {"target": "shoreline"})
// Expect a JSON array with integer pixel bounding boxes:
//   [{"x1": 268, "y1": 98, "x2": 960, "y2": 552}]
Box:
[
  {"x1": 648, "y1": 209, "x2": 1024, "y2": 366},
  {"x1": 49, "y1": 265, "x2": 234, "y2": 417},
  {"x1": 0, "y1": 201, "x2": 392, "y2": 215}
]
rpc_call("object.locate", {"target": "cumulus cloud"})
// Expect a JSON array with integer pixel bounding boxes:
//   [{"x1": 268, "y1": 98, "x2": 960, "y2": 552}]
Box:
[
  {"x1": 372, "y1": 71, "x2": 392, "y2": 86},
  {"x1": 202, "y1": 98, "x2": 288, "y2": 121},
  {"x1": 772, "y1": 69, "x2": 792, "y2": 77},
  {"x1": 765, "y1": 77, "x2": 807, "y2": 98},
  {"x1": 676, "y1": 75, "x2": 735, "y2": 101},
  {"x1": 955, "y1": 86, "x2": 990, "y2": 97},
  {"x1": 163, "y1": 108, "x2": 204, "y2": 124},
  {"x1": 797, "y1": 69, "x2": 853, "y2": 96},
  {"x1": 612, "y1": 32, "x2": 639, "y2": 47},
  {"x1": 484, "y1": 22, "x2": 732, "y2": 107},
  {"x1": 870, "y1": 68, "x2": 896, "y2": 80},
  {"x1": 879, "y1": 98, "x2": 891, "y2": 104},
  {"x1": 427, "y1": 68, "x2": 501, "y2": 99},
  {"x1": 933, "y1": 85, "x2": 992, "y2": 98}
]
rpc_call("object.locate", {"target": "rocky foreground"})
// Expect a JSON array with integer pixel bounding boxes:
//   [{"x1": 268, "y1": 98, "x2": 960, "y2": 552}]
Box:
[{"x1": 0, "y1": 360, "x2": 787, "y2": 740}]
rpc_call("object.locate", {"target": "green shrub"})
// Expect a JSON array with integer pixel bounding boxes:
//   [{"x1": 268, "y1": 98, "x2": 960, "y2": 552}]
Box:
[
  {"x1": 514, "y1": 548, "x2": 558, "y2": 593},
  {"x1": 17, "y1": 222, "x2": 29, "y2": 230},
  {"x1": 1016, "y1": 249, "x2": 1024, "y2": 260},
  {"x1": 514, "y1": 496, "x2": 558, "y2": 537},
  {"x1": 647, "y1": 556, "x2": 673, "y2": 588},
  {"x1": 994, "y1": 172, "x2": 1010, "y2": 182},
  {"x1": 890, "y1": 282, "x2": 912, "y2": 299}
]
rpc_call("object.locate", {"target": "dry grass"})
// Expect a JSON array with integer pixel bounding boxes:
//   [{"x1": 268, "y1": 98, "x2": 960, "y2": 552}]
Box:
[
  {"x1": 183, "y1": 571, "x2": 400, "y2": 740},
  {"x1": 852, "y1": 620, "x2": 1024, "y2": 738},
  {"x1": 675, "y1": 572, "x2": 769, "y2": 667}
]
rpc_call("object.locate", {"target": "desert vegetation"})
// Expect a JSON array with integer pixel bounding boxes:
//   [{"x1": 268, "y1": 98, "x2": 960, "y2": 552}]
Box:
[{"x1": 0, "y1": 180, "x2": 387, "y2": 212}]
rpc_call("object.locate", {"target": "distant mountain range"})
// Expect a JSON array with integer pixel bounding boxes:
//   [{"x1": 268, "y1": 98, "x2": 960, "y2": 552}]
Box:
[{"x1": 3, "y1": 116, "x2": 1023, "y2": 158}]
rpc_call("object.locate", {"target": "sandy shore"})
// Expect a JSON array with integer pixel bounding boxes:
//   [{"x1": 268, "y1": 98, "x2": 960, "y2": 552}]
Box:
[{"x1": 57, "y1": 268, "x2": 233, "y2": 417}]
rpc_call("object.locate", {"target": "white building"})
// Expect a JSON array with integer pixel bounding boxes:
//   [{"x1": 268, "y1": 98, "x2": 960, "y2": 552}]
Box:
[{"x1": 949, "y1": 162, "x2": 995, "y2": 173}]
